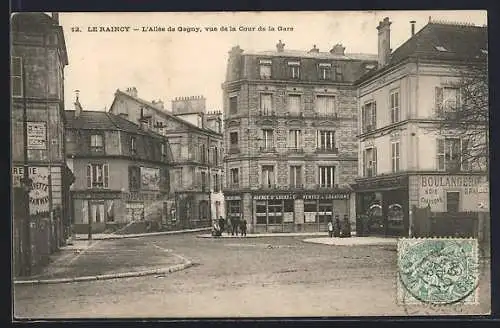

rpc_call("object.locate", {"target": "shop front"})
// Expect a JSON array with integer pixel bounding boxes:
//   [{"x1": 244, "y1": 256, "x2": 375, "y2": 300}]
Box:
[
  {"x1": 354, "y1": 175, "x2": 409, "y2": 237},
  {"x1": 72, "y1": 190, "x2": 122, "y2": 233},
  {"x1": 225, "y1": 194, "x2": 243, "y2": 223},
  {"x1": 251, "y1": 190, "x2": 351, "y2": 233}
]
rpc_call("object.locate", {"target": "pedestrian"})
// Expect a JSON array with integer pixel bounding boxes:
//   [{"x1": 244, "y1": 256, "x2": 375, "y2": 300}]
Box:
[
  {"x1": 342, "y1": 214, "x2": 351, "y2": 238},
  {"x1": 231, "y1": 217, "x2": 239, "y2": 236},
  {"x1": 240, "y1": 218, "x2": 247, "y2": 237},
  {"x1": 333, "y1": 215, "x2": 341, "y2": 237},
  {"x1": 218, "y1": 216, "x2": 225, "y2": 234},
  {"x1": 327, "y1": 220, "x2": 334, "y2": 238},
  {"x1": 226, "y1": 217, "x2": 232, "y2": 236}
]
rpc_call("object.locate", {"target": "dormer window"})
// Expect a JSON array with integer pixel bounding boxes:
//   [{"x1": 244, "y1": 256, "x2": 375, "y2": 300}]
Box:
[
  {"x1": 318, "y1": 63, "x2": 331, "y2": 80},
  {"x1": 259, "y1": 59, "x2": 272, "y2": 79},
  {"x1": 288, "y1": 61, "x2": 300, "y2": 79},
  {"x1": 435, "y1": 46, "x2": 448, "y2": 52}
]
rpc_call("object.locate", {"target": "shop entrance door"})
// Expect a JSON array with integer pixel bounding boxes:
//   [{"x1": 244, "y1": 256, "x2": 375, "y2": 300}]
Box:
[{"x1": 90, "y1": 202, "x2": 105, "y2": 223}]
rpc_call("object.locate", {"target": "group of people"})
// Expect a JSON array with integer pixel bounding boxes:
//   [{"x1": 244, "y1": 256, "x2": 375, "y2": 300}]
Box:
[
  {"x1": 212, "y1": 216, "x2": 247, "y2": 237},
  {"x1": 327, "y1": 215, "x2": 352, "y2": 238}
]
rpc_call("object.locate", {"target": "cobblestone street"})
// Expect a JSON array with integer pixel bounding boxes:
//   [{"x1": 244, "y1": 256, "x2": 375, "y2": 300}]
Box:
[{"x1": 13, "y1": 233, "x2": 491, "y2": 318}]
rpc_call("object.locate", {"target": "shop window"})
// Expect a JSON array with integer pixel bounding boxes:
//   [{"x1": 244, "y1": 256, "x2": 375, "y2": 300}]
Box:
[
  {"x1": 268, "y1": 200, "x2": 283, "y2": 224},
  {"x1": 362, "y1": 101, "x2": 377, "y2": 132},
  {"x1": 446, "y1": 192, "x2": 460, "y2": 213},
  {"x1": 256, "y1": 201, "x2": 267, "y2": 224},
  {"x1": 387, "y1": 204, "x2": 404, "y2": 228},
  {"x1": 284, "y1": 199, "x2": 294, "y2": 212},
  {"x1": 318, "y1": 201, "x2": 333, "y2": 223}
]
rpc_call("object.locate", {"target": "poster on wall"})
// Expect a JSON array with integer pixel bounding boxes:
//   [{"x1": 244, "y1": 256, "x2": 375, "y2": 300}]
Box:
[
  {"x1": 12, "y1": 166, "x2": 51, "y2": 216},
  {"x1": 141, "y1": 167, "x2": 160, "y2": 190},
  {"x1": 27, "y1": 122, "x2": 47, "y2": 150}
]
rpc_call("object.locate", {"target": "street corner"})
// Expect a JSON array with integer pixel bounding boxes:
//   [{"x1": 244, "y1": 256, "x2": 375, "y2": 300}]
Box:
[{"x1": 302, "y1": 237, "x2": 398, "y2": 247}]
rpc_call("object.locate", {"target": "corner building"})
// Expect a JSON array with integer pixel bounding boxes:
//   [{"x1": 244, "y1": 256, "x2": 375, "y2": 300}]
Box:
[{"x1": 222, "y1": 41, "x2": 378, "y2": 233}]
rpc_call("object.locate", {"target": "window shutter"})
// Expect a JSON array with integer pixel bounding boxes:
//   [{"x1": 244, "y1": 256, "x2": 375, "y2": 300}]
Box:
[
  {"x1": 461, "y1": 138, "x2": 470, "y2": 171},
  {"x1": 373, "y1": 147, "x2": 377, "y2": 175},
  {"x1": 361, "y1": 105, "x2": 365, "y2": 132},
  {"x1": 372, "y1": 102, "x2": 377, "y2": 128},
  {"x1": 128, "y1": 166, "x2": 135, "y2": 190},
  {"x1": 103, "y1": 164, "x2": 109, "y2": 188},
  {"x1": 87, "y1": 164, "x2": 92, "y2": 188},
  {"x1": 362, "y1": 150, "x2": 366, "y2": 176},
  {"x1": 437, "y1": 138, "x2": 445, "y2": 171},
  {"x1": 435, "y1": 87, "x2": 444, "y2": 116}
]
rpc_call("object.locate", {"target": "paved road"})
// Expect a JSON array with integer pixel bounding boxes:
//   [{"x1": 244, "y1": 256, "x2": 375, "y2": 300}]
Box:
[{"x1": 13, "y1": 233, "x2": 491, "y2": 318}]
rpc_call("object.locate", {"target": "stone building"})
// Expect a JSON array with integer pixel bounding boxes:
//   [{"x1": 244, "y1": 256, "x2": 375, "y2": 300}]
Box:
[
  {"x1": 65, "y1": 94, "x2": 173, "y2": 233},
  {"x1": 222, "y1": 40, "x2": 378, "y2": 233},
  {"x1": 353, "y1": 18, "x2": 489, "y2": 237},
  {"x1": 11, "y1": 12, "x2": 72, "y2": 276},
  {"x1": 108, "y1": 89, "x2": 224, "y2": 228}
]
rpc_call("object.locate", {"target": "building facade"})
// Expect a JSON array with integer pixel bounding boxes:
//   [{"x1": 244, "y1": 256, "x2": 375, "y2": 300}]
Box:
[
  {"x1": 222, "y1": 41, "x2": 378, "y2": 233},
  {"x1": 11, "y1": 12, "x2": 72, "y2": 276},
  {"x1": 108, "y1": 89, "x2": 224, "y2": 228},
  {"x1": 65, "y1": 98, "x2": 173, "y2": 234},
  {"x1": 353, "y1": 18, "x2": 489, "y2": 237}
]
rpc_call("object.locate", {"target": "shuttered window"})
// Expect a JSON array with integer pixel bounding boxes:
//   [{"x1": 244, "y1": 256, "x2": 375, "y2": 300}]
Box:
[
  {"x1": 87, "y1": 163, "x2": 109, "y2": 189},
  {"x1": 11, "y1": 56, "x2": 23, "y2": 97}
]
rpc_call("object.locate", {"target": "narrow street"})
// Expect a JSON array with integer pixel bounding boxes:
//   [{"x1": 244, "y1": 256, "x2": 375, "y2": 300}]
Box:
[{"x1": 13, "y1": 233, "x2": 491, "y2": 318}]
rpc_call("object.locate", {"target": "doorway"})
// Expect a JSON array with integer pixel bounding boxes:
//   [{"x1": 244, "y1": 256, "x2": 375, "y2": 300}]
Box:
[{"x1": 90, "y1": 201, "x2": 105, "y2": 223}]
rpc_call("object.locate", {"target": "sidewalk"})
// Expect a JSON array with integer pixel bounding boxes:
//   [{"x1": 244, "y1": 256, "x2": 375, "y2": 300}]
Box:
[
  {"x1": 72, "y1": 227, "x2": 210, "y2": 241},
  {"x1": 197, "y1": 231, "x2": 356, "y2": 238},
  {"x1": 303, "y1": 236, "x2": 397, "y2": 246},
  {"x1": 14, "y1": 237, "x2": 192, "y2": 285}
]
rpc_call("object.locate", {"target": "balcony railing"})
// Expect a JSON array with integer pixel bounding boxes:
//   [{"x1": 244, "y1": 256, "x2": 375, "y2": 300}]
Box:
[
  {"x1": 228, "y1": 147, "x2": 240, "y2": 154},
  {"x1": 260, "y1": 146, "x2": 276, "y2": 153},
  {"x1": 314, "y1": 112, "x2": 338, "y2": 119},
  {"x1": 315, "y1": 147, "x2": 339, "y2": 154},
  {"x1": 316, "y1": 183, "x2": 339, "y2": 189},
  {"x1": 365, "y1": 167, "x2": 375, "y2": 177},
  {"x1": 287, "y1": 147, "x2": 304, "y2": 153},
  {"x1": 289, "y1": 183, "x2": 304, "y2": 189},
  {"x1": 258, "y1": 109, "x2": 276, "y2": 116}
]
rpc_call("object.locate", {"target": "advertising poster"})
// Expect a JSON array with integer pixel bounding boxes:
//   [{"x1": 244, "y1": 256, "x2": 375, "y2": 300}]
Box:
[
  {"x1": 140, "y1": 167, "x2": 160, "y2": 190},
  {"x1": 12, "y1": 166, "x2": 51, "y2": 216},
  {"x1": 27, "y1": 122, "x2": 47, "y2": 150}
]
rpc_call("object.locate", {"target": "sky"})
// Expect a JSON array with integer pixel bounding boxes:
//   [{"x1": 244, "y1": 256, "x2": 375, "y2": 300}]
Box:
[{"x1": 58, "y1": 11, "x2": 487, "y2": 113}]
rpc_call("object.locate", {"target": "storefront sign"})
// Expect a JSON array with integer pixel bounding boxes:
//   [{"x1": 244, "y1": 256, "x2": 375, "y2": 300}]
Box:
[
  {"x1": 418, "y1": 175, "x2": 489, "y2": 212},
  {"x1": 27, "y1": 122, "x2": 47, "y2": 150},
  {"x1": 253, "y1": 193, "x2": 350, "y2": 201},
  {"x1": 303, "y1": 193, "x2": 349, "y2": 200},
  {"x1": 12, "y1": 166, "x2": 51, "y2": 215},
  {"x1": 226, "y1": 195, "x2": 241, "y2": 200},
  {"x1": 355, "y1": 176, "x2": 408, "y2": 190},
  {"x1": 254, "y1": 194, "x2": 297, "y2": 200},
  {"x1": 141, "y1": 167, "x2": 160, "y2": 190}
]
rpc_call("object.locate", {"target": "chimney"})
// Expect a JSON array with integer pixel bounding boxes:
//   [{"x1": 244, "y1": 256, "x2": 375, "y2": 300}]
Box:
[
  {"x1": 138, "y1": 106, "x2": 148, "y2": 130},
  {"x1": 377, "y1": 17, "x2": 392, "y2": 68},
  {"x1": 330, "y1": 43, "x2": 346, "y2": 56},
  {"x1": 309, "y1": 45, "x2": 319, "y2": 53},
  {"x1": 276, "y1": 40, "x2": 285, "y2": 52},
  {"x1": 74, "y1": 90, "x2": 82, "y2": 118},
  {"x1": 125, "y1": 87, "x2": 138, "y2": 98},
  {"x1": 410, "y1": 20, "x2": 416, "y2": 36},
  {"x1": 51, "y1": 12, "x2": 59, "y2": 24}
]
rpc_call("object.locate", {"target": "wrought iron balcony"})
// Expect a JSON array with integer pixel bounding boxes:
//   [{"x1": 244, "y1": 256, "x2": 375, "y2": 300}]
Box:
[
  {"x1": 289, "y1": 183, "x2": 304, "y2": 189},
  {"x1": 228, "y1": 147, "x2": 240, "y2": 154},
  {"x1": 315, "y1": 147, "x2": 339, "y2": 154},
  {"x1": 260, "y1": 146, "x2": 276, "y2": 153},
  {"x1": 287, "y1": 147, "x2": 304, "y2": 153}
]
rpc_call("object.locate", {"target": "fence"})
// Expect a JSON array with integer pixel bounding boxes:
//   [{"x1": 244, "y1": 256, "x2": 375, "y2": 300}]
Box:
[{"x1": 412, "y1": 205, "x2": 490, "y2": 258}]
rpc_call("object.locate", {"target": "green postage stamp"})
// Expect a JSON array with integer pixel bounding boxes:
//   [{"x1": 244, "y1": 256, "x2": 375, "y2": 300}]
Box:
[{"x1": 397, "y1": 238, "x2": 479, "y2": 306}]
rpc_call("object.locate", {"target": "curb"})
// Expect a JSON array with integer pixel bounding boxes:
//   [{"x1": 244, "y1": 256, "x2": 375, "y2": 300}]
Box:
[
  {"x1": 14, "y1": 260, "x2": 193, "y2": 285},
  {"x1": 74, "y1": 228, "x2": 211, "y2": 241},
  {"x1": 196, "y1": 232, "x2": 356, "y2": 239},
  {"x1": 302, "y1": 237, "x2": 398, "y2": 247}
]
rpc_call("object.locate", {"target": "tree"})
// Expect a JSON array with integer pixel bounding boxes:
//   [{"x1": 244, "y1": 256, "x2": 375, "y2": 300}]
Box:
[{"x1": 438, "y1": 59, "x2": 489, "y2": 172}]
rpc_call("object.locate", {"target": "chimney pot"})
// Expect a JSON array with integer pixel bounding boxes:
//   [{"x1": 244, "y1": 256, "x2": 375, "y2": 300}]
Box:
[
  {"x1": 276, "y1": 40, "x2": 285, "y2": 52},
  {"x1": 410, "y1": 20, "x2": 416, "y2": 36}
]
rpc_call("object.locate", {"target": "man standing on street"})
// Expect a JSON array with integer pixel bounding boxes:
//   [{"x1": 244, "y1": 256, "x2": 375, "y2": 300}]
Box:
[
  {"x1": 240, "y1": 218, "x2": 247, "y2": 237},
  {"x1": 231, "y1": 217, "x2": 239, "y2": 236},
  {"x1": 328, "y1": 220, "x2": 334, "y2": 238}
]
